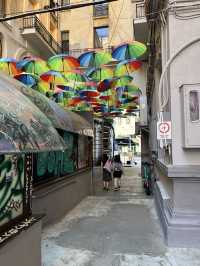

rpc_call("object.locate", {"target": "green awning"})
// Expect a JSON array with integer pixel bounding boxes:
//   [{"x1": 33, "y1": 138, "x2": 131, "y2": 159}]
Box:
[{"x1": 0, "y1": 73, "x2": 66, "y2": 153}]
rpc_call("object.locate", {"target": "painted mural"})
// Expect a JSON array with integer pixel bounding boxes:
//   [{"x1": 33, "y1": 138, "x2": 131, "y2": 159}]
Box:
[
  {"x1": 0, "y1": 154, "x2": 24, "y2": 227},
  {"x1": 33, "y1": 132, "x2": 77, "y2": 183}
]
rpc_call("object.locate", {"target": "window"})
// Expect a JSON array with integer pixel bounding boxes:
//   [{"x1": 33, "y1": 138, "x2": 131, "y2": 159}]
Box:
[
  {"x1": 93, "y1": 0, "x2": 108, "y2": 17},
  {"x1": 61, "y1": 0, "x2": 70, "y2": 5},
  {"x1": 94, "y1": 26, "x2": 109, "y2": 49},
  {"x1": 61, "y1": 30, "x2": 69, "y2": 53},
  {"x1": 0, "y1": 0, "x2": 5, "y2": 17},
  {"x1": 190, "y1": 90, "x2": 200, "y2": 122}
]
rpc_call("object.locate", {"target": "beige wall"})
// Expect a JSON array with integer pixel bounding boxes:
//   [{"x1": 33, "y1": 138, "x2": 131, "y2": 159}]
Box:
[
  {"x1": 60, "y1": 0, "x2": 136, "y2": 50},
  {"x1": 109, "y1": 0, "x2": 135, "y2": 46},
  {"x1": 60, "y1": 3, "x2": 94, "y2": 49},
  {"x1": 0, "y1": 0, "x2": 60, "y2": 59},
  {"x1": 4, "y1": 0, "x2": 59, "y2": 41}
]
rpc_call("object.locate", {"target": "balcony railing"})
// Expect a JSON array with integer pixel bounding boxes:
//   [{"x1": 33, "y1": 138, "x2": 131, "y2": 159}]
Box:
[
  {"x1": 93, "y1": 4, "x2": 109, "y2": 17},
  {"x1": 136, "y1": 2, "x2": 145, "y2": 18},
  {"x1": 23, "y1": 16, "x2": 61, "y2": 54},
  {"x1": 67, "y1": 47, "x2": 113, "y2": 58}
]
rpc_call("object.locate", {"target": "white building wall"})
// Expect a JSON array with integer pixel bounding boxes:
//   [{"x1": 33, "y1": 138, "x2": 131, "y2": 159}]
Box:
[
  {"x1": 133, "y1": 63, "x2": 148, "y2": 126},
  {"x1": 168, "y1": 7, "x2": 200, "y2": 165}
]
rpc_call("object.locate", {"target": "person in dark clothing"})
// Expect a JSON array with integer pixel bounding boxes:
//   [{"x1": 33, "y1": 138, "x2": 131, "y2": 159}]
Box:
[
  {"x1": 112, "y1": 154, "x2": 123, "y2": 191},
  {"x1": 102, "y1": 154, "x2": 112, "y2": 191}
]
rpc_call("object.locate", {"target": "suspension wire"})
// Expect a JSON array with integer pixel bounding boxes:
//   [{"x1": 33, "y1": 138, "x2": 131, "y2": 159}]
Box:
[{"x1": 0, "y1": 0, "x2": 117, "y2": 22}]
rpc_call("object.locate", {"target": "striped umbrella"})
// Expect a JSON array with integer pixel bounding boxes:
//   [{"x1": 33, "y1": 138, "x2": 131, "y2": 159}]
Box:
[
  {"x1": 48, "y1": 54, "x2": 80, "y2": 72},
  {"x1": 115, "y1": 59, "x2": 142, "y2": 77},
  {"x1": 17, "y1": 57, "x2": 49, "y2": 75},
  {"x1": 79, "y1": 51, "x2": 112, "y2": 68},
  {"x1": 0, "y1": 58, "x2": 20, "y2": 75},
  {"x1": 112, "y1": 41, "x2": 147, "y2": 60},
  {"x1": 86, "y1": 67, "x2": 113, "y2": 82}
]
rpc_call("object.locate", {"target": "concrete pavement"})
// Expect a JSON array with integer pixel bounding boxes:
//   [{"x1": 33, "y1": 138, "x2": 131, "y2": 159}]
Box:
[{"x1": 42, "y1": 166, "x2": 200, "y2": 266}]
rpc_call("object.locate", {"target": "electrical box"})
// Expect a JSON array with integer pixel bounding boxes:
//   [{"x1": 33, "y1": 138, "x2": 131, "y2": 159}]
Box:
[{"x1": 180, "y1": 84, "x2": 200, "y2": 148}]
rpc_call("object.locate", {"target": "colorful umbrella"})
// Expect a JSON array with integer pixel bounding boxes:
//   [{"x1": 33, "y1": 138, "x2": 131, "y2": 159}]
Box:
[
  {"x1": 40, "y1": 71, "x2": 68, "y2": 85},
  {"x1": 97, "y1": 78, "x2": 118, "y2": 92},
  {"x1": 79, "y1": 88, "x2": 100, "y2": 98},
  {"x1": 17, "y1": 57, "x2": 49, "y2": 75},
  {"x1": 48, "y1": 54, "x2": 80, "y2": 72},
  {"x1": 63, "y1": 69, "x2": 88, "y2": 83},
  {"x1": 115, "y1": 59, "x2": 142, "y2": 77},
  {"x1": 112, "y1": 41, "x2": 147, "y2": 61},
  {"x1": 86, "y1": 67, "x2": 113, "y2": 82},
  {"x1": 78, "y1": 51, "x2": 112, "y2": 68},
  {"x1": 74, "y1": 102, "x2": 93, "y2": 112},
  {"x1": 14, "y1": 72, "x2": 39, "y2": 87},
  {"x1": 63, "y1": 69, "x2": 96, "y2": 90},
  {"x1": 68, "y1": 96, "x2": 82, "y2": 106},
  {"x1": 0, "y1": 58, "x2": 20, "y2": 75},
  {"x1": 115, "y1": 75, "x2": 133, "y2": 87},
  {"x1": 122, "y1": 85, "x2": 142, "y2": 96},
  {"x1": 57, "y1": 85, "x2": 74, "y2": 92}
]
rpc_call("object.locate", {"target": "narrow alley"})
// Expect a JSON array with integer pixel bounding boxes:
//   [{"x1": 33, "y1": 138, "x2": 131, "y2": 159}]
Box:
[{"x1": 42, "y1": 165, "x2": 200, "y2": 266}]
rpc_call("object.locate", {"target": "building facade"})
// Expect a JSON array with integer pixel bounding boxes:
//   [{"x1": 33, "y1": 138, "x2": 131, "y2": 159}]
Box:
[
  {"x1": 60, "y1": 0, "x2": 141, "y2": 54},
  {"x1": 0, "y1": 0, "x2": 61, "y2": 59},
  {"x1": 145, "y1": 0, "x2": 200, "y2": 247}
]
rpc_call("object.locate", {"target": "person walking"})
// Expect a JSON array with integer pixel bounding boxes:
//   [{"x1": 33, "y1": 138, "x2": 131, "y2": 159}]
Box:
[
  {"x1": 112, "y1": 155, "x2": 123, "y2": 191},
  {"x1": 102, "y1": 154, "x2": 112, "y2": 191}
]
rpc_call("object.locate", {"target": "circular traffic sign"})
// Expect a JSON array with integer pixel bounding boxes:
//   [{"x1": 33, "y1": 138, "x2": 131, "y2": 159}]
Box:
[{"x1": 159, "y1": 122, "x2": 170, "y2": 134}]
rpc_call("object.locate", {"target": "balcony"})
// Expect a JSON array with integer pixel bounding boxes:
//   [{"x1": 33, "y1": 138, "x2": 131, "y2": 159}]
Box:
[
  {"x1": 21, "y1": 16, "x2": 61, "y2": 59},
  {"x1": 93, "y1": 4, "x2": 109, "y2": 17},
  {"x1": 66, "y1": 47, "x2": 113, "y2": 59},
  {"x1": 136, "y1": 2, "x2": 145, "y2": 18},
  {"x1": 133, "y1": 2, "x2": 148, "y2": 43}
]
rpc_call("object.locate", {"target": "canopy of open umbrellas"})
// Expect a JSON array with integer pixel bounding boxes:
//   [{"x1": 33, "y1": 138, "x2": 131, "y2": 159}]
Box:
[{"x1": 0, "y1": 41, "x2": 147, "y2": 117}]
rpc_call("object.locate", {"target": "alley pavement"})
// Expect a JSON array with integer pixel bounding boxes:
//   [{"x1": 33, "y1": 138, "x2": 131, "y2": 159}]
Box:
[{"x1": 42, "y1": 165, "x2": 200, "y2": 266}]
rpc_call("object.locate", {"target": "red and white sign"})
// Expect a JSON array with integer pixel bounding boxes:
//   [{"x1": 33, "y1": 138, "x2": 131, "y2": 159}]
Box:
[{"x1": 157, "y1": 121, "x2": 172, "y2": 140}]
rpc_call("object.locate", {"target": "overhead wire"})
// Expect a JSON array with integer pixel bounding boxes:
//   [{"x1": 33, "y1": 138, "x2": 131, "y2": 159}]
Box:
[
  {"x1": 0, "y1": 0, "x2": 118, "y2": 22},
  {"x1": 108, "y1": 0, "x2": 125, "y2": 45}
]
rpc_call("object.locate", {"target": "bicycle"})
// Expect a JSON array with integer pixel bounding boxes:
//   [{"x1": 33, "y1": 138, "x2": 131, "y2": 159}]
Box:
[{"x1": 142, "y1": 162, "x2": 152, "y2": 196}]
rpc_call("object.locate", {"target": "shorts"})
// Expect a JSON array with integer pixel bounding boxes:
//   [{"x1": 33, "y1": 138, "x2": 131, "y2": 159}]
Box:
[{"x1": 103, "y1": 168, "x2": 112, "y2": 181}]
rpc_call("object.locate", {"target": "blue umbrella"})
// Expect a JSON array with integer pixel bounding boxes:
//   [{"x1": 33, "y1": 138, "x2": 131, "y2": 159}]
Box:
[
  {"x1": 14, "y1": 72, "x2": 39, "y2": 87},
  {"x1": 112, "y1": 41, "x2": 147, "y2": 61},
  {"x1": 78, "y1": 51, "x2": 112, "y2": 68}
]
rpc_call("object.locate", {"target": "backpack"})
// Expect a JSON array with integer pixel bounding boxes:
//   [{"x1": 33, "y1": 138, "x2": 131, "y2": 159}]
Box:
[{"x1": 113, "y1": 162, "x2": 122, "y2": 172}]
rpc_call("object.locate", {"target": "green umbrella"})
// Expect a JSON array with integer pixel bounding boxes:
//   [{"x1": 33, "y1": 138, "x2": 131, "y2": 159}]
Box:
[{"x1": 79, "y1": 51, "x2": 113, "y2": 68}]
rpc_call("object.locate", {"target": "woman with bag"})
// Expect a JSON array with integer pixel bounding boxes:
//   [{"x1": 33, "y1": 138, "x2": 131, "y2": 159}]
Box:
[
  {"x1": 102, "y1": 154, "x2": 112, "y2": 191},
  {"x1": 112, "y1": 155, "x2": 123, "y2": 191}
]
